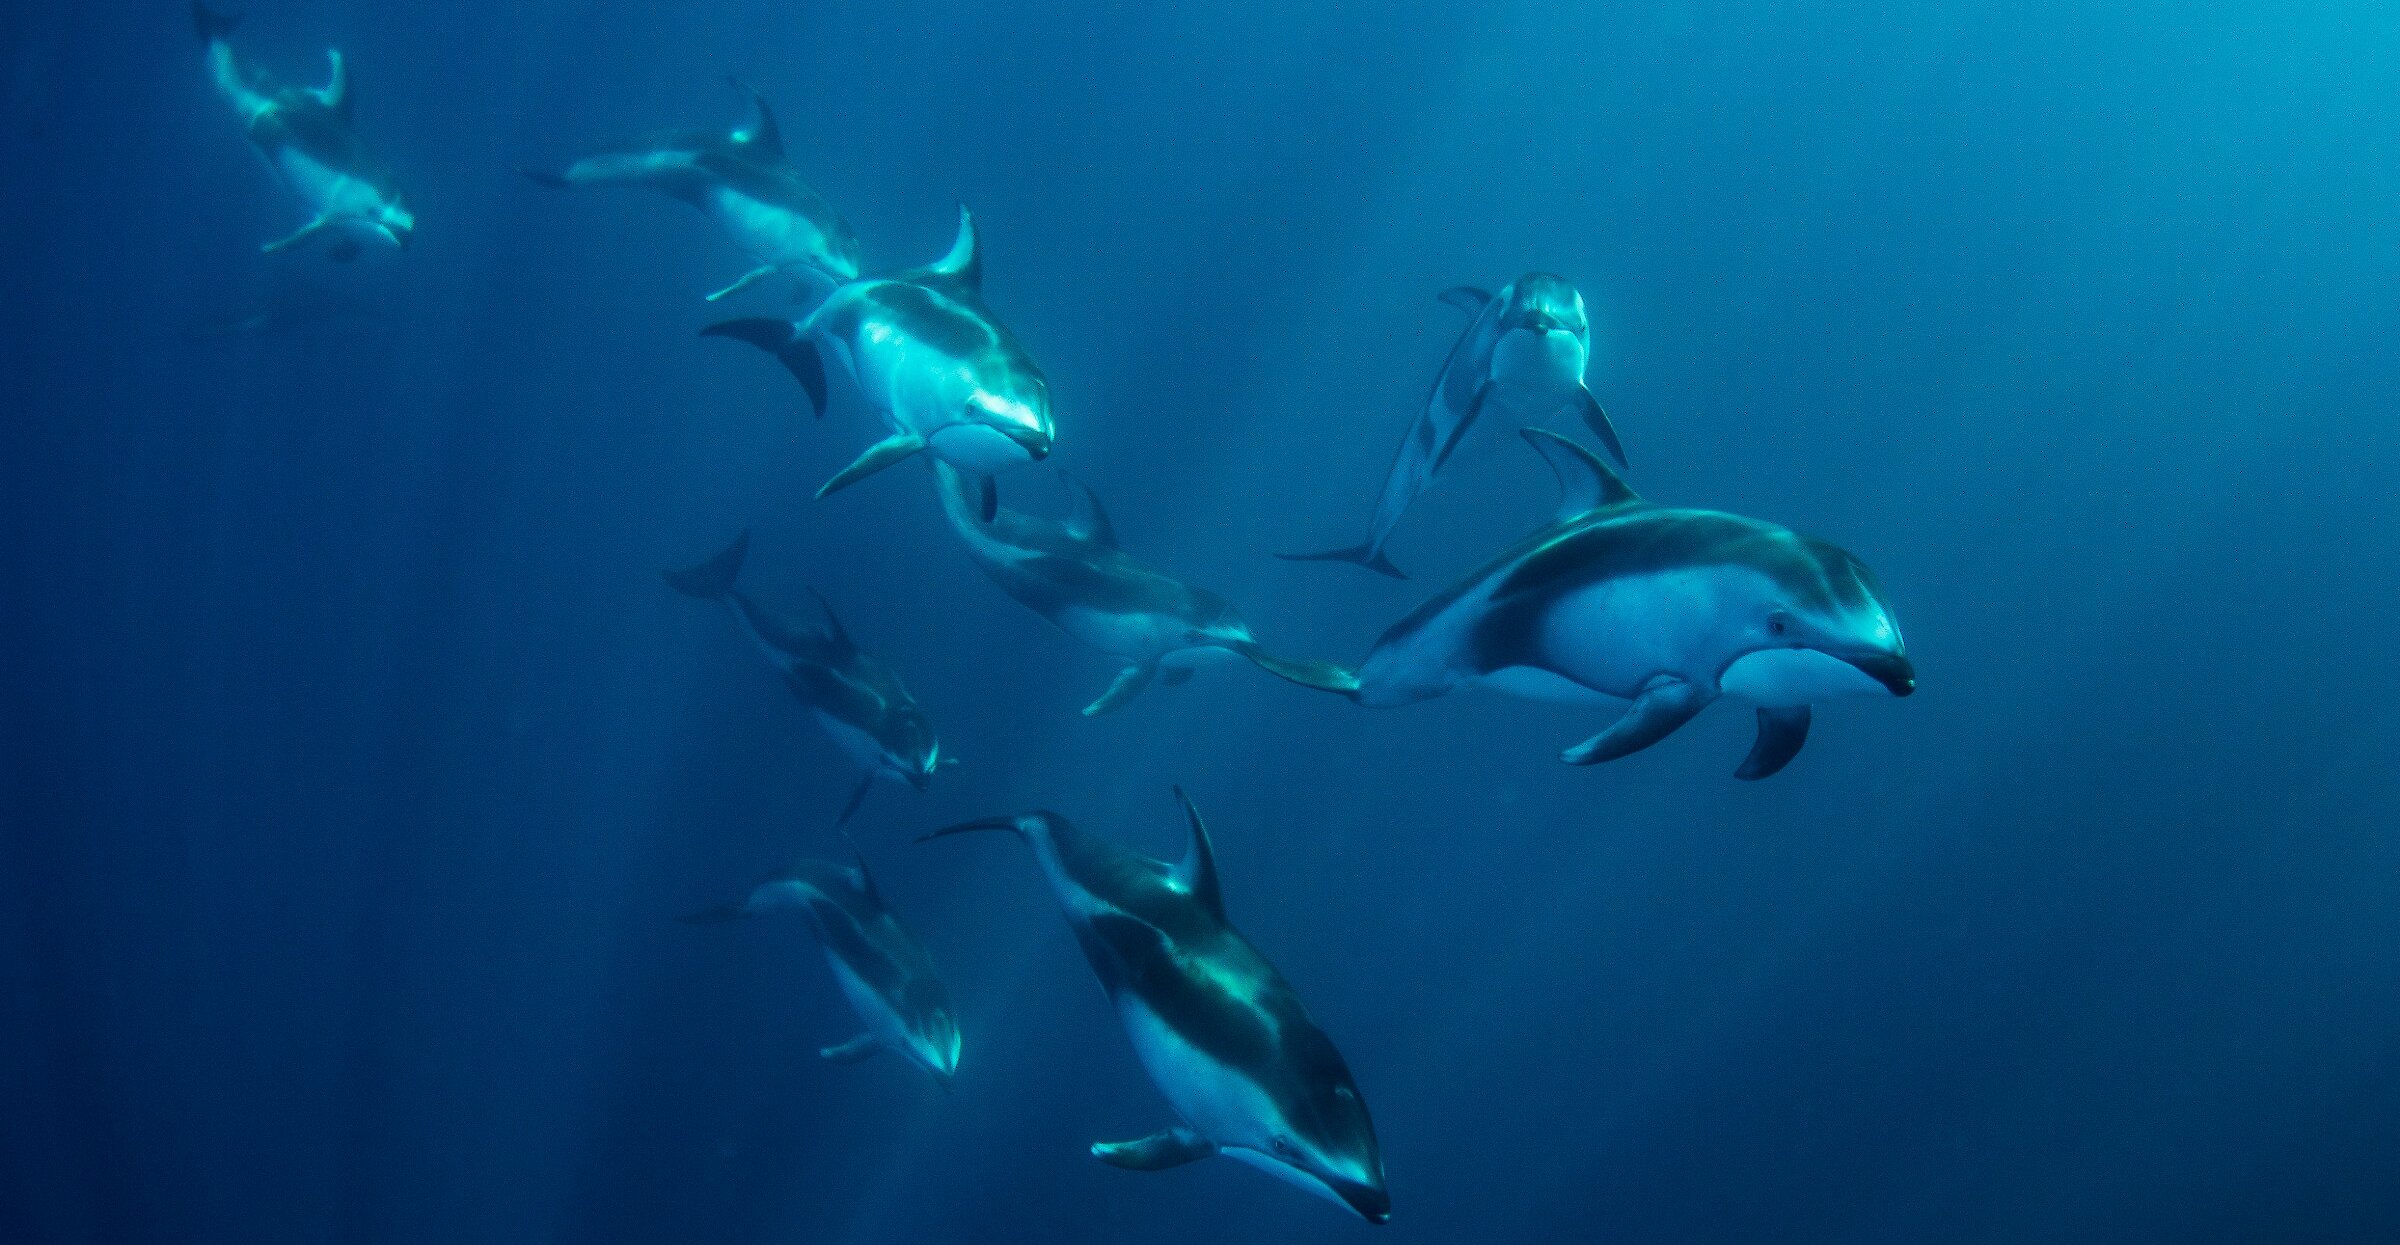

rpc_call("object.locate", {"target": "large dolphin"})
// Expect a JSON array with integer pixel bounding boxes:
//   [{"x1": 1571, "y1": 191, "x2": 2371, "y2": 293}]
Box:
[
  {"x1": 194, "y1": 3, "x2": 414, "y2": 259},
  {"x1": 516, "y1": 78, "x2": 861, "y2": 303},
  {"x1": 930, "y1": 461, "x2": 1349, "y2": 715},
  {"x1": 703, "y1": 207, "x2": 1054, "y2": 506},
  {"x1": 663, "y1": 531, "x2": 941, "y2": 822},
  {"x1": 1263, "y1": 429, "x2": 1914, "y2": 779},
  {"x1": 1280, "y1": 274, "x2": 1624, "y2": 578},
  {"x1": 921, "y1": 790, "x2": 1389, "y2": 1222},
  {"x1": 685, "y1": 840, "x2": 961, "y2": 1087}
]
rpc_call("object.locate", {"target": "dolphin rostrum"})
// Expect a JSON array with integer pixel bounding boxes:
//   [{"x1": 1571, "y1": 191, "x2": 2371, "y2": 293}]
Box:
[
  {"x1": 516, "y1": 77, "x2": 861, "y2": 303},
  {"x1": 685, "y1": 839, "x2": 961, "y2": 1087},
  {"x1": 663, "y1": 531, "x2": 941, "y2": 823},
  {"x1": 1280, "y1": 274, "x2": 1624, "y2": 578},
  {"x1": 931, "y1": 461, "x2": 1351, "y2": 715},
  {"x1": 702, "y1": 206, "x2": 1054, "y2": 505},
  {"x1": 920, "y1": 790, "x2": 1389, "y2": 1222},
  {"x1": 195, "y1": 3, "x2": 414, "y2": 259},
  {"x1": 1261, "y1": 429, "x2": 1914, "y2": 779}
]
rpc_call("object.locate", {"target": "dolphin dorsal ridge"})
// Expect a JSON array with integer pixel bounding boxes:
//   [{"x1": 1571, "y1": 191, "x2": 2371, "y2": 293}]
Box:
[
  {"x1": 1520, "y1": 427, "x2": 1639, "y2": 523},
  {"x1": 926, "y1": 205, "x2": 981, "y2": 290},
  {"x1": 1169, "y1": 787, "x2": 1225, "y2": 922},
  {"x1": 1058, "y1": 471, "x2": 1117, "y2": 547},
  {"x1": 726, "y1": 77, "x2": 784, "y2": 155}
]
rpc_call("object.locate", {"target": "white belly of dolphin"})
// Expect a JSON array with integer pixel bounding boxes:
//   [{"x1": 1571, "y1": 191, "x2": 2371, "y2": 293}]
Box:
[
  {"x1": 707, "y1": 187, "x2": 826, "y2": 266},
  {"x1": 813, "y1": 709, "x2": 886, "y2": 772},
  {"x1": 1487, "y1": 329, "x2": 1585, "y2": 410},
  {"x1": 1116, "y1": 993, "x2": 1272, "y2": 1150},
  {"x1": 827, "y1": 951, "x2": 909, "y2": 1053},
  {"x1": 1720, "y1": 648, "x2": 1890, "y2": 705},
  {"x1": 1535, "y1": 569, "x2": 1765, "y2": 697},
  {"x1": 928, "y1": 423, "x2": 1033, "y2": 474}
]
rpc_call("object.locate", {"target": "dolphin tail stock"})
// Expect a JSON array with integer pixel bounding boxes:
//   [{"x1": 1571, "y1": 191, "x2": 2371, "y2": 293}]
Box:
[
  {"x1": 700, "y1": 317, "x2": 829, "y2": 417},
  {"x1": 1227, "y1": 639, "x2": 1362, "y2": 700},
  {"x1": 661, "y1": 530, "x2": 751, "y2": 600},
  {"x1": 1273, "y1": 541, "x2": 1407, "y2": 580},
  {"x1": 193, "y1": 1, "x2": 241, "y2": 43}
]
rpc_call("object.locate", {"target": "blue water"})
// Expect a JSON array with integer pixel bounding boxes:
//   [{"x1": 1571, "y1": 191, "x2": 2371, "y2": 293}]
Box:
[{"x1": 7, "y1": 2, "x2": 2399, "y2": 1240}]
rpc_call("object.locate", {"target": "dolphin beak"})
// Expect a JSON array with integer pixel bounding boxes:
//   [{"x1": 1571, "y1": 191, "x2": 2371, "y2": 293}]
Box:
[
  {"x1": 1336, "y1": 1179, "x2": 1392, "y2": 1224},
  {"x1": 999, "y1": 422, "x2": 1051, "y2": 460},
  {"x1": 1845, "y1": 651, "x2": 1917, "y2": 697},
  {"x1": 907, "y1": 764, "x2": 934, "y2": 792}
]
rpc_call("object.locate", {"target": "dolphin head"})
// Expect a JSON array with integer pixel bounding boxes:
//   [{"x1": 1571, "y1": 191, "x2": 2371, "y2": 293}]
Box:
[
  {"x1": 1239, "y1": 1044, "x2": 1390, "y2": 1224},
  {"x1": 899, "y1": 990, "x2": 963, "y2": 1087},
  {"x1": 1504, "y1": 272, "x2": 1589, "y2": 340},
  {"x1": 370, "y1": 199, "x2": 414, "y2": 249},
  {"x1": 885, "y1": 711, "x2": 941, "y2": 792},
  {"x1": 1719, "y1": 538, "x2": 1914, "y2": 704},
  {"x1": 965, "y1": 383, "x2": 1054, "y2": 460}
]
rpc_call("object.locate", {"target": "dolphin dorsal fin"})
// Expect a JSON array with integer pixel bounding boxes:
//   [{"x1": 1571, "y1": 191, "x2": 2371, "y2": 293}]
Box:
[
  {"x1": 316, "y1": 49, "x2": 351, "y2": 121},
  {"x1": 806, "y1": 587, "x2": 855, "y2": 650},
  {"x1": 1438, "y1": 285, "x2": 1493, "y2": 316},
  {"x1": 841, "y1": 833, "x2": 883, "y2": 904},
  {"x1": 926, "y1": 205, "x2": 981, "y2": 290},
  {"x1": 1169, "y1": 787, "x2": 1225, "y2": 922},
  {"x1": 727, "y1": 77, "x2": 784, "y2": 156},
  {"x1": 1057, "y1": 471, "x2": 1117, "y2": 547},
  {"x1": 1521, "y1": 427, "x2": 1639, "y2": 522}
]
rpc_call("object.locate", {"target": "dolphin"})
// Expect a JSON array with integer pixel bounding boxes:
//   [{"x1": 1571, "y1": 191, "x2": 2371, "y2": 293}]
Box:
[
  {"x1": 920, "y1": 790, "x2": 1389, "y2": 1222},
  {"x1": 685, "y1": 840, "x2": 961, "y2": 1087},
  {"x1": 702, "y1": 206, "x2": 1054, "y2": 506},
  {"x1": 1261, "y1": 429, "x2": 1914, "y2": 779},
  {"x1": 930, "y1": 461, "x2": 1351, "y2": 715},
  {"x1": 1280, "y1": 274, "x2": 1624, "y2": 578},
  {"x1": 516, "y1": 77, "x2": 861, "y2": 303},
  {"x1": 663, "y1": 531, "x2": 941, "y2": 823},
  {"x1": 194, "y1": 3, "x2": 414, "y2": 259}
]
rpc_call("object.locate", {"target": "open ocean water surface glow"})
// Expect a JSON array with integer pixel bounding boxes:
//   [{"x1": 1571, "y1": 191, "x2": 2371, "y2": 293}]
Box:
[{"x1": 4, "y1": 1, "x2": 2398, "y2": 1241}]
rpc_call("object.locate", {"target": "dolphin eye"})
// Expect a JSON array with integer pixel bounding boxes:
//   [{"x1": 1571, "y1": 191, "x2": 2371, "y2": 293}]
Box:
[
  {"x1": 1767, "y1": 610, "x2": 1792, "y2": 638},
  {"x1": 1270, "y1": 1136, "x2": 1299, "y2": 1159}
]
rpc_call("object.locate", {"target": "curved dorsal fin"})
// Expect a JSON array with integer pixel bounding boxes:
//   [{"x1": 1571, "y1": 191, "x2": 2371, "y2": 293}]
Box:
[
  {"x1": 726, "y1": 77, "x2": 783, "y2": 155},
  {"x1": 925, "y1": 204, "x2": 980, "y2": 290},
  {"x1": 805, "y1": 587, "x2": 855, "y2": 649},
  {"x1": 841, "y1": 832, "x2": 882, "y2": 904},
  {"x1": 1520, "y1": 427, "x2": 1639, "y2": 523},
  {"x1": 1169, "y1": 787, "x2": 1225, "y2": 922},
  {"x1": 316, "y1": 49, "x2": 351, "y2": 121},
  {"x1": 1057, "y1": 471, "x2": 1117, "y2": 547}
]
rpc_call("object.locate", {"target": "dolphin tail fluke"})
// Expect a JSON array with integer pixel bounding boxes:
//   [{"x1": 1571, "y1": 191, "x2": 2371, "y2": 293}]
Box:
[
  {"x1": 701, "y1": 317, "x2": 828, "y2": 416},
  {"x1": 1273, "y1": 542, "x2": 1407, "y2": 580},
  {"x1": 1092, "y1": 1128, "x2": 1217, "y2": 1171},
  {"x1": 1229, "y1": 640, "x2": 1362, "y2": 700},
  {"x1": 1577, "y1": 387, "x2": 1630, "y2": 468},
  {"x1": 661, "y1": 530, "x2": 750, "y2": 600},
  {"x1": 1734, "y1": 705, "x2": 1811, "y2": 781},
  {"x1": 193, "y1": 1, "x2": 241, "y2": 43},
  {"x1": 677, "y1": 901, "x2": 751, "y2": 925}
]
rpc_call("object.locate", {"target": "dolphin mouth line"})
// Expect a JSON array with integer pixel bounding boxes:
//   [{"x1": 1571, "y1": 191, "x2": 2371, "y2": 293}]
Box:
[{"x1": 1843, "y1": 652, "x2": 1917, "y2": 697}]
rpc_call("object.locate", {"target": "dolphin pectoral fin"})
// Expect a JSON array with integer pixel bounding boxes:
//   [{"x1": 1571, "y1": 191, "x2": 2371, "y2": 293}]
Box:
[
  {"x1": 816, "y1": 434, "x2": 925, "y2": 500},
  {"x1": 314, "y1": 48, "x2": 350, "y2": 120},
  {"x1": 704, "y1": 265, "x2": 780, "y2": 303},
  {"x1": 1427, "y1": 379, "x2": 1495, "y2": 474},
  {"x1": 1438, "y1": 285, "x2": 1495, "y2": 316},
  {"x1": 1561, "y1": 681, "x2": 1711, "y2": 766},
  {"x1": 1734, "y1": 705, "x2": 1812, "y2": 781},
  {"x1": 260, "y1": 216, "x2": 331, "y2": 255},
  {"x1": 1092, "y1": 1128, "x2": 1216, "y2": 1171},
  {"x1": 1274, "y1": 542, "x2": 1406, "y2": 579},
  {"x1": 1159, "y1": 666, "x2": 1194, "y2": 687},
  {"x1": 820, "y1": 1034, "x2": 883, "y2": 1064},
  {"x1": 701, "y1": 317, "x2": 827, "y2": 415},
  {"x1": 1082, "y1": 663, "x2": 1156, "y2": 716},
  {"x1": 833, "y1": 769, "x2": 878, "y2": 827},
  {"x1": 1576, "y1": 386, "x2": 1629, "y2": 468},
  {"x1": 1228, "y1": 641, "x2": 1362, "y2": 699},
  {"x1": 1521, "y1": 427, "x2": 1639, "y2": 521}
]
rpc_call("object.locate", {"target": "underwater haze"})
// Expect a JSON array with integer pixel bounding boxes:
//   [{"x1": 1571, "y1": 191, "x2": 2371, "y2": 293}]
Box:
[{"x1": 6, "y1": 0, "x2": 2399, "y2": 1241}]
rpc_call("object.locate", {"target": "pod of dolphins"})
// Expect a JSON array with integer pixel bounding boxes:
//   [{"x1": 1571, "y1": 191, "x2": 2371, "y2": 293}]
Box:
[{"x1": 196, "y1": 6, "x2": 1918, "y2": 1225}]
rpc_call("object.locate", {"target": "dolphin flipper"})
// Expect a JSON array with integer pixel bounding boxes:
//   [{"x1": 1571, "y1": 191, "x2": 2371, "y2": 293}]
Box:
[
  {"x1": 260, "y1": 216, "x2": 331, "y2": 255},
  {"x1": 1734, "y1": 706, "x2": 1811, "y2": 781},
  {"x1": 701, "y1": 317, "x2": 828, "y2": 415},
  {"x1": 1438, "y1": 285, "x2": 1494, "y2": 316},
  {"x1": 1227, "y1": 640, "x2": 1361, "y2": 698},
  {"x1": 833, "y1": 770, "x2": 877, "y2": 827},
  {"x1": 820, "y1": 1034, "x2": 882, "y2": 1064},
  {"x1": 1092, "y1": 1127, "x2": 1217, "y2": 1171},
  {"x1": 817, "y1": 433, "x2": 926, "y2": 500},
  {"x1": 1274, "y1": 542, "x2": 1406, "y2": 580},
  {"x1": 1576, "y1": 387, "x2": 1629, "y2": 468},
  {"x1": 705, "y1": 265, "x2": 781, "y2": 303},
  {"x1": 1561, "y1": 681, "x2": 1712, "y2": 765},
  {"x1": 661, "y1": 530, "x2": 750, "y2": 600},
  {"x1": 1082, "y1": 663, "x2": 1156, "y2": 716}
]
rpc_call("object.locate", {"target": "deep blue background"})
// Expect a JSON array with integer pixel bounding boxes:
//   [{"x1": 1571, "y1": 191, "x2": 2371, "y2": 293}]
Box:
[{"x1": 6, "y1": 2, "x2": 2398, "y2": 1241}]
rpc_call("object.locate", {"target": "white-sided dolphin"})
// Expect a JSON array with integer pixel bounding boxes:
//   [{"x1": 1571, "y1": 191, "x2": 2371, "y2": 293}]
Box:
[
  {"x1": 1261, "y1": 429, "x2": 1913, "y2": 779},
  {"x1": 930, "y1": 461, "x2": 1350, "y2": 715},
  {"x1": 194, "y1": 3, "x2": 414, "y2": 259},
  {"x1": 663, "y1": 531, "x2": 941, "y2": 823},
  {"x1": 516, "y1": 78, "x2": 861, "y2": 303},
  {"x1": 702, "y1": 207, "x2": 1054, "y2": 505},
  {"x1": 685, "y1": 840, "x2": 961, "y2": 1087},
  {"x1": 1280, "y1": 274, "x2": 1623, "y2": 578},
  {"x1": 921, "y1": 790, "x2": 1389, "y2": 1222}
]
